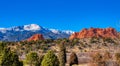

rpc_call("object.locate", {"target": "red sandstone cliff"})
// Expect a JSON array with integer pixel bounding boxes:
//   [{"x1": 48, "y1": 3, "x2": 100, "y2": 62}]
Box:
[
  {"x1": 69, "y1": 28, "x2": 118, "y2": 40},
  {"x1": 27, "y1": 34, "x2": 44, "y2": 41}
]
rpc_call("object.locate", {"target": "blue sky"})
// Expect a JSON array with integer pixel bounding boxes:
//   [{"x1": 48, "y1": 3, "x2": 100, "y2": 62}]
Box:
[{"x1": 0, "y1": 0, "x2": 120, "y2": 31}]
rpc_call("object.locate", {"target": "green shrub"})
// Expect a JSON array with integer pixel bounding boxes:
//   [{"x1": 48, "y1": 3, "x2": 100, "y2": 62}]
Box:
[
  {"x1": 103, "y1": 38, "x2": 115, "y2": 43},
  {"x1": 41, "y1": 50, "x2": 59, "y2": 66},
  {"x1": 90, "y1": 37, "x2": 99, "y2": 43}
]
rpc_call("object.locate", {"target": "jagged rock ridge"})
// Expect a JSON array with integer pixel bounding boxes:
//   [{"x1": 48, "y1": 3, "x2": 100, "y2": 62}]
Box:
[
  {"x1": 27, "y1": 34, "x2": 44, "y2": 41},
  {"x1": 69, "y1": 28, "x2": 118, "y2": 40}
]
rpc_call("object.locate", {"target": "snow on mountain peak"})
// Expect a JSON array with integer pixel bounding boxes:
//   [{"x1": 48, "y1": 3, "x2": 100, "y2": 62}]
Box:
[
  {"x1": 24, "y1": 24, "x2": 41, "y2": 31},
  {"x1": 49, "y1": 29, "x2": 60, "y2": 34},
  {"x1": 0, "y1": 28, "x2": 6, "y2": 30},
  {"x1": 63, "y1": 30, "x2": 74, "y2": 34},
  {"x1": 49, "y1": 29, "x2": 74, "y2": 35},
  {"x1": 8, "y1": 26, "x2": 23, "y2": 31},
  {"x1": 0, "y1": 24, "x2": 74, "y2": 35},
  {"x1": 0, "y1": 24, "x2": 75, "y2": 41},
  {"x1": 0, "y1": 28, "x2": 7, "y2": 33}
]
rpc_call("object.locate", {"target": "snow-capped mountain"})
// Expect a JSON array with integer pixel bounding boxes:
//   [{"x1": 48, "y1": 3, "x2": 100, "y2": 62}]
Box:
[
  {"x1": 0, "y1": 24, "x2": 74, "y2": 41},
  {"x1": 24, "y1": 24, "x2": 42, "y2": 31},
  {"x1": 49, "y1": 29, "x2": 74, "y2": 34}
]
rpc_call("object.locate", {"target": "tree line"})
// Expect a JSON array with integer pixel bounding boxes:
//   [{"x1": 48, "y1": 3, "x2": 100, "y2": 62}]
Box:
[{"x1": 0, "y1": 41, "x2": 78, "y2": 66}]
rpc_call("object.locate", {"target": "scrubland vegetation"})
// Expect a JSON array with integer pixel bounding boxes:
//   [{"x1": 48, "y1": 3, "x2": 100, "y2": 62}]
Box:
[{"x1": 0, "y1": 37, "x2": 120, "y2": 66}]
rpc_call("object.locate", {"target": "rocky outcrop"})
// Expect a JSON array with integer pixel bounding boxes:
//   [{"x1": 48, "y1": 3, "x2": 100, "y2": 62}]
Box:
[
  {"x1": 27, "y1": 34, "x2": 44, "y2": 41},
  {"x1": 69, "y1": 28, "x2": 118, "y2": 40}
]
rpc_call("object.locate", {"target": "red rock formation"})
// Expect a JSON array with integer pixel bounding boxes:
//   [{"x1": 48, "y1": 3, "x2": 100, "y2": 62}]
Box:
[
  {"x1": 27, "y1": 34, "x2": 44, "y2": 41},
  {"x1": 69, "y1": 28, "x2": 118, "y2": 40}
]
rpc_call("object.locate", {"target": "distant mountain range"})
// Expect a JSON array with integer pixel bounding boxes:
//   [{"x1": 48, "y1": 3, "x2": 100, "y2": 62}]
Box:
[{"x1": 0, "y1": 24, "x2": 74, "y2": 41}]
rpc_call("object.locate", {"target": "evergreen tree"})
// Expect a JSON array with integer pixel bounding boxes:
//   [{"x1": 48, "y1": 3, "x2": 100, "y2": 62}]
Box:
[
  {"x1": 24, "y1": 52, "x2": 39, "y2": 66},
  {"x1": 0, "y1": 48, "x2": 23, "y2": 66},
  {"x1": 41, "y1": 50, "x2": 59, "y2": 66},
  {"x1": 0, "y1": 42, "x2": 6, "y2": 54},
  {"x1": 38, "y1": 55, "x2": 44, "y2": 66},
  {"x1": 58, "y1": 41, "x2": 66, "y2": 66}
]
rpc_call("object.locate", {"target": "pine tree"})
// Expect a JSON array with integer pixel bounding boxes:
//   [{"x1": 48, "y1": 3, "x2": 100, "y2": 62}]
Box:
[
  {"x1": 41, "y1": 50, "x2": 59, "y2": 66},
  {"x1": 0, "y1": 48, "x2": 23, "y2": 66},
  {"x1": 0, "y1": 42, "x2": 6, "y2": 54},
  {"x1": 24, "y1": 52, "x2": 39, "y2": 66},
  {"x1": 58, "y1": 41, "x2": 66, "y2": 66}
]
